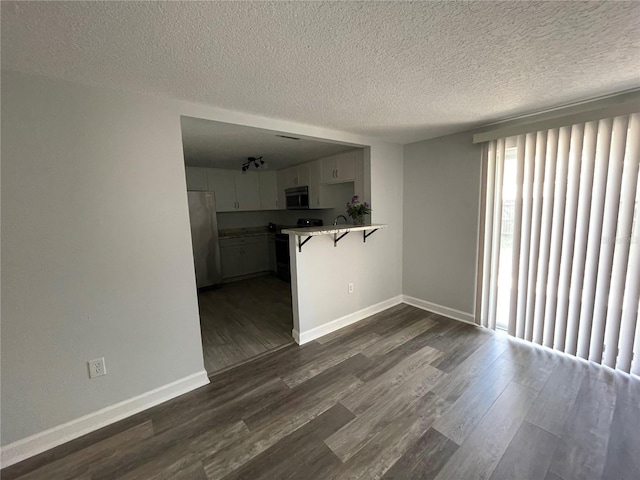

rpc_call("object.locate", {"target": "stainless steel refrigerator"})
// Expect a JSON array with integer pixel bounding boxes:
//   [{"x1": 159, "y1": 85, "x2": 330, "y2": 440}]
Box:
[{"x1": 187, "y1": 191, "x2": 222, "y2": 288}]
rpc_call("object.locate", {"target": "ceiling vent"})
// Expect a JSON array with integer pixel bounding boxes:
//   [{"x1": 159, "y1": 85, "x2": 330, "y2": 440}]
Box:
[{"x1": 276, "y1": 135, "x2": 300, "y2": 140}]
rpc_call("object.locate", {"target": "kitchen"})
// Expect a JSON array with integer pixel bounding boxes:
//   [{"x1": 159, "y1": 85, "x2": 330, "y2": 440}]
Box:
[{"x1": 181, "y1": 116, "x2": 367, "y2": 374}]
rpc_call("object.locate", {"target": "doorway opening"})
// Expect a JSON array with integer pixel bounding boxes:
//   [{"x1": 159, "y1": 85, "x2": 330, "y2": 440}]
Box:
[{"x1": 180, "y1": 116, "x2": 365, "y2": 375}]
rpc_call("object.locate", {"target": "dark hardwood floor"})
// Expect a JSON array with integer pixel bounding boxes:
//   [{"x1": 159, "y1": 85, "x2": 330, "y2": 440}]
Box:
[
  {"x1": 198, "y1": 275, "x2": 294, "y2": 374},
  {"x1": 3, "y1": 304, "x2": 639, "y2": 480}
]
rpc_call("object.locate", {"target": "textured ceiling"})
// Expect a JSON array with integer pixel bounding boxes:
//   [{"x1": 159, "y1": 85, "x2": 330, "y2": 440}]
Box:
[
  {"x1": 2, "y1": 1, "x2": 639, "y2": 144},
  {"x1": 181, "y1": 117, "x2": 357, "y2": 170}
]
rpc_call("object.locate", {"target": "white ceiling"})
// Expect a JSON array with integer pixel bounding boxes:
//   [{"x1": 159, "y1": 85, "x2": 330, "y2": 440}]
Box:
[
  {"x1": 2, "y1": 1, "x2": 639, "y2": 144},
  {"x1": 181, "y1": 117, "x2": 358, "y2": 170}
]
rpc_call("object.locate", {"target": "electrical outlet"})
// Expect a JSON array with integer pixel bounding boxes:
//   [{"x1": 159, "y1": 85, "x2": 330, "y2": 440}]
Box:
[
  {"x1": 88, "y1": 357, "x2": 107, "y2": 379},
  {"x1": 348, "y1": 282, "x2": 354, "y2": 294}
]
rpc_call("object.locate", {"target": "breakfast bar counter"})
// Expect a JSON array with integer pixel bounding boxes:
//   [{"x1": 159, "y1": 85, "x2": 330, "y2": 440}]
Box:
[{"x1": 282, "y1": 224, "x2": 387, "y2": 251}]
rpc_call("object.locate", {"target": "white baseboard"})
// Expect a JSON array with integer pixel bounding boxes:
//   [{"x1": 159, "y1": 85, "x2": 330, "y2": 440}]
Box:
[
  {"x1": 0, "y1": 370, "x2": 209, "y2": 468},
  {"x1": 296, "y1": 295, "x2": 403, "y2": 345},
  {"x1": 402, "y1": 295, "x2": 477, "y2": 325},
  {"x1": 292, "y1": 328, "x2": 300, "y2": 344}
]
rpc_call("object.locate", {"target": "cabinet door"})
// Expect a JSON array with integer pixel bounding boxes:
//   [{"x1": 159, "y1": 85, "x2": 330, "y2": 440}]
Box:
[
  {"x1": 258, "y1": 171, "x2": 278, "y2": 210},
  {"x1": 285, "y1": 166, "x2": 299, "y2": 186},
  {"x1": 234, "y1": 171, "x2": 260, "y2": 211},
  {"x1": 307, "y1": 160, "x2": 330, "y2": 208},
  {"x1": 206, "y1": 169, "x2": 236, "y2": 211},
  {"x1": 320, "y1": 156, "x2": 338, "y2": 184},
  {"x1": 336, "y1": 151, "x2": 356, "y2": 182},
  {"x1": 242, "y1": 238, "x2": 270, "y2": 274},
  {"x1": 185, "y1": 167, "x2": 208, "y2": 191},
  {"x1": 296, "y1": 164, "x2": 309, "y2": 186},
  {"x1": 220, "y1": 245, "x2": 244, "y2": 279},
  {"x1": 276, "y1": 170, "x2": 287, "y2": 210}
]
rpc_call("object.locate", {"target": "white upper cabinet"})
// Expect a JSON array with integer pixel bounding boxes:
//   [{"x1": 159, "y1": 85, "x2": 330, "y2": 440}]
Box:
[
  {"x1": 295, "y1": 164, "x2": 309, "y2": 186},
  {"x1": 194, "y1": 168, "x2": 264, "y2": 212},
  {"x1": 206, "y1": 169, "x2": 236, "y2": 211},
  {"x1": 320, "y1": 154, "x2": 340, "y2": 184},
  {"x1": 285, "y1": 166, "x2": 298, "y2": 187},
  {"x1": 276, "y1": 170, "x2": 287, "y2": 210},
  {"x1": 320, "y1": 151, "x2": 353, "y2": 184},
  {"x1": 258, "y1": 171, "x2": 278, "y2": 210},
  {"x1": 307, "y1": 160, "x2": 330, "y2": 208},
  {"x1": 234, "y1": 171, "x2": 260, "y2": 211},
  {"x1": 281, "y1": 164, "x2": 310, "y2": 188},
  {"x1": 185, "y1": 167, "x2": 209, "y2": 191}
]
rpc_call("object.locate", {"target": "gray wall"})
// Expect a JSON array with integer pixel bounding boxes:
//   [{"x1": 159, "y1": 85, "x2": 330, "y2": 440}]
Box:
[
  {"x1": 402, "y1": 131, "x2": 482, "y2": 315},
  {"x1": 1, "y1": 70, "x2": 405, "y2": 449},
  {"x1": 1, "y1": 71, "x2": 207, "y2": 445}
]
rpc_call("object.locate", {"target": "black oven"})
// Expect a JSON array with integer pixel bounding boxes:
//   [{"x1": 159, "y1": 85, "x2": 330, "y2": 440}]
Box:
[
  {"x1": 273, "y1": 219, "x2": 322, "y2": 283},
  {"x1": 285, "y1": 186, "x2": 309, "y2": 210}
]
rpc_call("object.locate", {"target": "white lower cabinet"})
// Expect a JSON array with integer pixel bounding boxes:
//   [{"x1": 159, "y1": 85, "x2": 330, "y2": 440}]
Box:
[
  {"x1": 220, "y1": 244, "x2": 245, "y2": 279},
  {"x1": 220, "y1": 236, "x2": 272, "y2": 280}
]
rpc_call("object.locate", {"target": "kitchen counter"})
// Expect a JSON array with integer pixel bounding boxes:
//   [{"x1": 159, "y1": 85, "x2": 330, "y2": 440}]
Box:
[
  {"x1": 282, "y1": 224, "x2": 387, "y2": 251},
  {"x1": 218, "y1": 227, "x2": 274, "y2": 240},
  {"x1": 281, "y1": 224, "x2": 387, "y2": 236}
]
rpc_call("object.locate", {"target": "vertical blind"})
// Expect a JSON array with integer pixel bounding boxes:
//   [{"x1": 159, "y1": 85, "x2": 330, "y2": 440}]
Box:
[{"x1": 480, "y1": 113, "x2": 640, "y2": 375}]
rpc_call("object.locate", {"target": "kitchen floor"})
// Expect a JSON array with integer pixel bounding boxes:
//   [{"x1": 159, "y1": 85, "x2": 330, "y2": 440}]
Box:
[{"x1": 198, "y1": 274, "x2": 294, "y2": 374}]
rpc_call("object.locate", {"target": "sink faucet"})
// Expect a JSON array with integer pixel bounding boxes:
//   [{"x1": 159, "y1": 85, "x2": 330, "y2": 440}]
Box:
[{"x1": 333, "y1": 215, "x2": 348, "y2": 225}]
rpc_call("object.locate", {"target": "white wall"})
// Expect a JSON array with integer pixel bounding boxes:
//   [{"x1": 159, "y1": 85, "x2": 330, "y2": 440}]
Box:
[
  {"x1": 1, "y1": 71, "x2": 208, "y2": 447},
  {"x1": 402, "y1": 131, "x2": 482, "y2": 316},
  {"x1": 1, "y1": 70, "x2": 404, "y2": 459},
  {"x1": 290, "y1": 144, "x2": 404, "y2": 341}
]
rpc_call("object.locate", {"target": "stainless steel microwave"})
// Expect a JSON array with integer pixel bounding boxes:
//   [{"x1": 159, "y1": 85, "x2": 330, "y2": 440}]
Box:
[{"x1": 285, "y1": 186, "x2": 309, "y2": 210}]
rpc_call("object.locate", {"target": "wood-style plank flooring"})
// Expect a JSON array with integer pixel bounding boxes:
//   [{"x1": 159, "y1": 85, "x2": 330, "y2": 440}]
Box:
[
  {"x1": 3, "y1": 304, "x2": 639, "y2": 480},
  {"x1": 198, "y1": 275, "x2": 294, "y2": 374}
]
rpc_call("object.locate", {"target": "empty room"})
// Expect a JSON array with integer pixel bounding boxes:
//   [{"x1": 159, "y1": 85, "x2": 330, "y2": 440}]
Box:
[{"x1": 1, "y1": 2, "x2": 639, "y2": 480}]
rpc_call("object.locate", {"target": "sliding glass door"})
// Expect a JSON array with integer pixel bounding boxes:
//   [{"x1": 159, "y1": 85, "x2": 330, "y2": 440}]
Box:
[{"x1": 479, "y1": 114, "x2": 640, "y2": 375}]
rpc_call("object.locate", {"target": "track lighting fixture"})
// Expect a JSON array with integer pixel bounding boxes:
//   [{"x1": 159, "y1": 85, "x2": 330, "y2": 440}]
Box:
[{"x1": 241, "y1": 156, "x2": 266, "y2": 172}]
